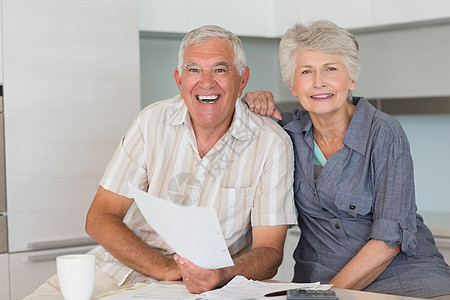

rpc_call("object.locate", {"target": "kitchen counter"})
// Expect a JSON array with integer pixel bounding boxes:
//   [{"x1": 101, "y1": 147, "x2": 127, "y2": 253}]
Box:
[{"x1": 419, "y1": 211, "x2": 450, "y2": 238}]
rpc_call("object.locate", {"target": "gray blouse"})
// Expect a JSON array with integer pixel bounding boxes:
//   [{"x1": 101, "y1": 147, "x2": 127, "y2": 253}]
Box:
[{"x1": 281, "y1": 97, "x2": 450, "y2": 298}]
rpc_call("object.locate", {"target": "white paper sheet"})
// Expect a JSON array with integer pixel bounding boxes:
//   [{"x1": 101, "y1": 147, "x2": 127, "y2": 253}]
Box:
[
  {"x1": 98, "y1": 276, "x2": 333, "y2": 300},
  {"x1": 128, "y1": 184, "x2": 234, "y2": 269},
  {"x1": 97, "y1": 283, "x2": 196, "y2": 299},
  {"x1": 200, "y1": 276, "x2": 330, "y2": 299}
]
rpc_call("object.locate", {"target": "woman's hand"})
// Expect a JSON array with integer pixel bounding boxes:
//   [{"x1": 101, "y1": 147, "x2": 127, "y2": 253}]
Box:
[{"x1": 242, "y1": 91, "x2": 282, "y2": 120}]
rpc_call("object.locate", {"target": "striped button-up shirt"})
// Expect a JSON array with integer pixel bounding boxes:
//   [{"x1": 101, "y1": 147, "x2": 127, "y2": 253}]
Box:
[{"x1": 89, "y1": 95, "x2": 296, "y2": 285}]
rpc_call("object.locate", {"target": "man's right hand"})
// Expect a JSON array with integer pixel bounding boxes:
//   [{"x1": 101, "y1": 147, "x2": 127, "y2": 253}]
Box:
[
  {"x1": 85, "y1": 186, "x2": 182, "y2": 281},
  {"x1": 241, "y1": 91, "x2": 281, "y2": 120}
]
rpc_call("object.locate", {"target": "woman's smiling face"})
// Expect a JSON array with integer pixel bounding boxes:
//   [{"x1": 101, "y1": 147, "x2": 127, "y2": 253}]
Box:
[{"x1": 290, "y1": 50, "x2": 356, "y2": 117}]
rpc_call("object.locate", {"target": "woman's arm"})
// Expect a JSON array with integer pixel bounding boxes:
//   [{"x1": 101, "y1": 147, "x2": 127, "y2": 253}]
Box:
[{"x1": 329, "y1": 239, "x2": 400, "y2": 290}]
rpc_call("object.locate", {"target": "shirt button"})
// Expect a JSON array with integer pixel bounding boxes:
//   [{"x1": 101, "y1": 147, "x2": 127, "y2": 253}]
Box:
[
  {"x1": 349, "y1": 203, "x2": 356, "y2": 210},
  {"x1": 313, "y1": 191, "x2": 317, "y2": 196},
  {"x1": 335, "y1": 223, "x2": 341, "y2": 229}
]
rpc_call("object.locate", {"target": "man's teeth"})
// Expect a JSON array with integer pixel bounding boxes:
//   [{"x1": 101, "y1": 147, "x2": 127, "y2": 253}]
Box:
[
  {"x1": 197, "y1": 95, "x2": 219, "y2": 103},
  {"x1": 311, "y1": 94, "x2": 333, "y2": 99}
]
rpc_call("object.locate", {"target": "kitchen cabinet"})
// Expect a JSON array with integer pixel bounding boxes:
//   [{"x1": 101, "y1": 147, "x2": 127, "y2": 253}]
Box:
[
  {"x1": 372, "y1": 0, "x2": 450, "y2": 26},
  {"x1": 0, "y1": 8, "x2": 2, "y2": 85},
  {"x1": 9, "y1": 245, "x2": 95, "y2": 300},
  {"x1": 0, "y1": 254, "x2": 10, "y2": 299},
  {"x1": 1, "y1": 0, "x2": 141, "y2": 298},
  {"x1": 138, "y1": 0, "x2": 373, "y2": 37},
  {"x1": 138, "y1": 0, "x2": 450, "y2": 37},
  {"x1": 0, "y1": 216, "x2": 6, "y2": 253},
  {"x1": 354, "y1": 21, "x2": 450, "y2": 99},
  {"x1": 3, "y1": 0, "x2": 140, "y2": 251}
]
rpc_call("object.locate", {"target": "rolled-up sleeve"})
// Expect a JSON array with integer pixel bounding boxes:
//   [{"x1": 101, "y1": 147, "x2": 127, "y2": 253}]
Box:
[{"x1": 370, "y1": 133, "x2": 417, "y2": 256}]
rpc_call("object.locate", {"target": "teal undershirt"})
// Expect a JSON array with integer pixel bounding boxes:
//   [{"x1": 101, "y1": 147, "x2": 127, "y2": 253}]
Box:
[{"x1": 313, "y1": 140, "x2": 327, "y2": 167}]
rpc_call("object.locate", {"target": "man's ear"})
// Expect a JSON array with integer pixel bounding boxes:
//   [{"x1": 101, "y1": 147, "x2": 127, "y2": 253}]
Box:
[
  {"x1": 237, "y1": 67, "x2": 250, "y2": 98},
  {"x1": 174, "y1": 68, "x2": 182, "y2": 92}
]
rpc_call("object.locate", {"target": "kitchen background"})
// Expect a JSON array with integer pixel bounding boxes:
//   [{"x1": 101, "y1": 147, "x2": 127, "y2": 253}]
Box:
[{"x1": 0, "y1": 0, "x2": 449, "y2": 299}]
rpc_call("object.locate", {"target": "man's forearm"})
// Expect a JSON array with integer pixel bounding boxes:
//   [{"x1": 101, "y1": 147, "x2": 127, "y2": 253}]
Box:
[
  {"x1": 225, "y1": 246, "x2": 283, "y2": 282},
  {"x1": 86, "y1": 213, "x2": 180, "y2": 281},
  {"x1": 221, "y1": 225, "x2": 287, "y2": 284}
]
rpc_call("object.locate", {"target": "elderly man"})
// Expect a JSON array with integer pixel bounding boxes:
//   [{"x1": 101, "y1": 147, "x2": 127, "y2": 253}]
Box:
[{"x1": 27, "y1": 25, "x2": 295, "y2": 298}]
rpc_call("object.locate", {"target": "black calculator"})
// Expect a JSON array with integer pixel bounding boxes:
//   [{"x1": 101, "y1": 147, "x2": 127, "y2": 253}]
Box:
[{"x1": 287, "y1": 289, "x2": 337, "y2": 300}]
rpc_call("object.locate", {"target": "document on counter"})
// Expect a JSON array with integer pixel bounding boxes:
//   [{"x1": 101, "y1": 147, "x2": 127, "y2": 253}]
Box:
[
  {"x1": 128, "y1": 184, "x2": 234, "y2": 269},
  {"x1": 199, "y1": 276, "x2": 332, "y2": 299},
  {"x1": 98, "y1": 276, "x2": 333, "y2": 299}
]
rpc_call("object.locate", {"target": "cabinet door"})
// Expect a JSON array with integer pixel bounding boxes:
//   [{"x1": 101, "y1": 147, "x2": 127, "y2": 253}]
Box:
[
  {"x1": 2, "y1": 0, "x2": 140, "y2": 252},
  {"x1": 0, "y1": 254, "x2": 10, "y2": 299},
  {"x1": 0, "y1": 9, "x2": 3, "y2": 85},
  {"x1": 9, "y1": 245, "x2": 96, "y2": 300}
]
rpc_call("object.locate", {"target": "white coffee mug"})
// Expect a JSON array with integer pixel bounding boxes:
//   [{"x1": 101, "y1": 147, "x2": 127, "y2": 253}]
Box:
[{"x1": 57, "y1": 254, "x2": 95, "y2": 300}]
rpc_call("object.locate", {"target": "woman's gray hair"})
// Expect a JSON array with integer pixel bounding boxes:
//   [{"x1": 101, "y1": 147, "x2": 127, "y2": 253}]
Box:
[
  {"x1": 279, "y1": 20, "x2": 360, "y2": 90},
  {"x1": 177, "y1": 25, "x2": 246, "y2": 76}
]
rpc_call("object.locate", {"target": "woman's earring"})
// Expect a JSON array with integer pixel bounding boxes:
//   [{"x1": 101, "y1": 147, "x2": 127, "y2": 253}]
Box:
[{"x1": 347, "y1": 89, "x2": 353, "y2": 103}]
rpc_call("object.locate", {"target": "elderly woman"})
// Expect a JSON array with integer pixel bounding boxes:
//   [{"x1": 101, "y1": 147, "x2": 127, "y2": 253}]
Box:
[{"x1": 243, "y1": 20, "x2": 450, "y2": 299}]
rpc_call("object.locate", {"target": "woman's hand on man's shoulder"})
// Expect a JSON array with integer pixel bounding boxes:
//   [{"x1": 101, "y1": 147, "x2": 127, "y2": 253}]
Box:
[{"x1": 242, "y1": 91, "x2": 282, "y2": 120}]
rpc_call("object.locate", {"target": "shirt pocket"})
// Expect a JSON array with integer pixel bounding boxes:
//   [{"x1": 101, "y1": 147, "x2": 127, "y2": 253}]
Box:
[
  {"x1": 335, "y1": 192, "x2": 373, "y2": 218},
  {"x1": 216, "y1": 186, "x2": 256, "y2": 240}
]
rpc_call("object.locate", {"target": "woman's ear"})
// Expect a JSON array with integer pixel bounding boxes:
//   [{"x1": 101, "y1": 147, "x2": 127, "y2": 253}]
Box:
[
  {"x1": 349, "y1": 79, "x2": 356, "y2": 91},
  {"x1": 291, "y1": 88, "x2": 297, "y2": 97}
]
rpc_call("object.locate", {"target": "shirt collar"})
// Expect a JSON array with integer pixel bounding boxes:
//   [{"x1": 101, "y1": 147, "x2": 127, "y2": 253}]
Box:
[
  {"x1": 283, "y1": 109, "x2": 313, "y2": 136},
  {"x1": 343, "y1": 97, "x2": 376, "y2": 155},
  {"x1": 166, "y1": 95, "x2": 189, "y2": 127},
  {"x1": 166, "y1": 95, "x2": 251, "y2": 141},
  {"x1": 229, "y1": 98, "x2": 252, "y2": 141}
]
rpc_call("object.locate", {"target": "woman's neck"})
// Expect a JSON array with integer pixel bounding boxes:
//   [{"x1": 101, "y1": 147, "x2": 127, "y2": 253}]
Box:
[{"x1": 311, "y1": 103, "x2": 356, "y2": 159}]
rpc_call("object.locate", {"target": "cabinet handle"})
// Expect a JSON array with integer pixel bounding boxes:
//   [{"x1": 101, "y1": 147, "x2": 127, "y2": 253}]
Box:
[
  {"x1": 28, "y1": 249, "x2": 92, "y2": 262},
  {"x1": 28, "y1": 237, "x2": 97, "y2": 250}
]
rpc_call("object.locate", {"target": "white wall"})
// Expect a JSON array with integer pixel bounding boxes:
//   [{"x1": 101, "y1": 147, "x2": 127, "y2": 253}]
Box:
[
  {"x1": 140, "y1": 33, "x2": 180, "y2": 105},
  {"x1": 394, "y1": 114, "x2": 450, "y2": 212}
]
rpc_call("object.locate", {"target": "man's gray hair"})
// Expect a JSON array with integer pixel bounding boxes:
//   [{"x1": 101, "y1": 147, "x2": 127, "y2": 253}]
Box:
[
  {"x1": 177, "y1": 25, "x2": 246, "y2": 76},
  {"x1": 279, "y1": 20, "x2": 360, "y2": 90}
]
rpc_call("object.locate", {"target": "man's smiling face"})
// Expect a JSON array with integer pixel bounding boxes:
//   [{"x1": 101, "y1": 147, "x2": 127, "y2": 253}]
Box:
[{"x1": 174, "y1": 38, "x2": 249, "y2": 134}]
